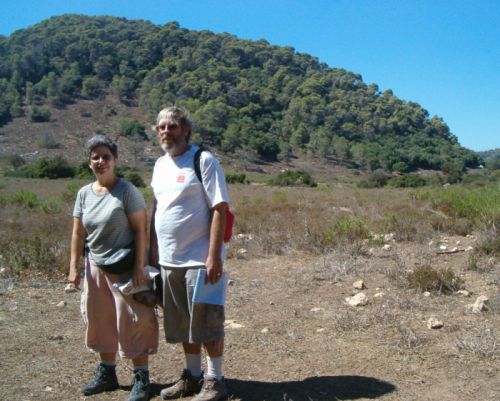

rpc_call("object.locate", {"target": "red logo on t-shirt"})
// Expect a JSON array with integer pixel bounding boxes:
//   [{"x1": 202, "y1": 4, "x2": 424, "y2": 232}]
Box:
[{"x1": 177, "y1": 174, "x2": 186, "y2": 183}]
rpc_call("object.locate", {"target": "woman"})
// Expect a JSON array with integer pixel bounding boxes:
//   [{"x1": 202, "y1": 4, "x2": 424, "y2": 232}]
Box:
[{"x1": 68, "y1": 135, "x2": 158, "y2": 401}]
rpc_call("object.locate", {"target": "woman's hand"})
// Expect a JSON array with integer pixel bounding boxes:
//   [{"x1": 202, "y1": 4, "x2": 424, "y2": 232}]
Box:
[
  {"x1": 67, "y1": 267, "x2": 81, "y2": 289},
  {"x1": 132, "y1": 265, "x2": 146, "y2": 288}
]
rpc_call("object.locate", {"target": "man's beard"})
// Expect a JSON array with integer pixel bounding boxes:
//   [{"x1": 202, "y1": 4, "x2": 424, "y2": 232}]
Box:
[{"x1": 161, "y1": 142, "x2": 178, "y2": 155}]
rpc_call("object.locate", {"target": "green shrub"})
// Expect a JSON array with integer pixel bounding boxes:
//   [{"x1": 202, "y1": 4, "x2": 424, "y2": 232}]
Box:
[
  {"x1": 357, "y1": 169, "x2": 390, "y2": 188},
  {"x1": 315, "y1": 216, "x2": 370, "y2": 248},
  {"x1": 118, "y1": 118, "x2": 147, "y2": 140},
  {"x1": 124, "y1": 171, "x2": 146, "y2": 188},
  {"x1": 60, "y1": 182, "x2": 81, "y2": 203},
  {"x1": 37, "y1": 133, "x2": 61, "y2": 149},
  {"x1": 29, "y1": 106, "x2": 51, "y2": 122},
  {"x1": 271, "y1": 190, "x2": 287, "y2": 203},
  {"x1": 415, "y1": 184, "x2": 500, "y2": 228},
  {"x1": 226, "y1": 172, "x2": 247, "y2": 184},
  {"x1": 408, "y1": 266, "x2": 463, "y2": 294},
  {"x1": 388, "y1": 174, "x2": 427, "y2": 188},
  {"x1": 74, "y1": 162, "x2": 93, "y2": 179},
  {"x1": 268, "y1": 170, "x2": 317, "y2": 187},
  {"x1": 5, "y1": 156, "x2": 75, "y2": 179},
  {"x1": 37, "y1": 156, "x2": 74, "y2": 179},
  {"x1": 6, "y1": 154, "x2": 26, "y2": 170}
]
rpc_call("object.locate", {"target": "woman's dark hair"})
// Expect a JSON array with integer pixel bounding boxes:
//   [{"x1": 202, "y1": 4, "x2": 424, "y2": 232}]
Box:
[{"x1": 86, "y1": 135, "x2": 118, "y2": 160}]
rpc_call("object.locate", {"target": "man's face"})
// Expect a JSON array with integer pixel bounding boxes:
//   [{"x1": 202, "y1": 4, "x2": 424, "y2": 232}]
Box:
[{"x1": 156, "y1": 116, "x2": 188, "y2": 156}]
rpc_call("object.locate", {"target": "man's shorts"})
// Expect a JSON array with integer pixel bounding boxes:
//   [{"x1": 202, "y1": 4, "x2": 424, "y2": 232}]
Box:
[{"x1": 161, "y1": 266, "x2": 225, "y2": 344}]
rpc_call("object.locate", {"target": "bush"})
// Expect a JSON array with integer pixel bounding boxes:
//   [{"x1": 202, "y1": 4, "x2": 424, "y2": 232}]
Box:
[
  {"x1": 37, "y1": 133, "x2": 61, "y2": 149},
  {"x1": 29, "y1": 106, "x2": 51, "y2": 122},
  {"x1": 388, "y1": 174, "x2": 427, "y2": 188},
  {"x1": 357, "y1": 169, "x2": 390, "y2": 188},
  {"x1": 408, "y1": 265, "x2": 463, "y2": 294},
  {"x1": 5, "y1": 156, "x2": 74, "y2": 179},
  {"x1": 226, "y1": 172, "x2": 247, "y2": 184},
  {"x1": 6, "y1": 154, "x2": 26, "y2": 170},
  {"x1": 268, "y1": 170, "x2": 317, "y2": 187},
  {"x1": 414, "y1": 184, "x2": 500, "y2": 229},
  {"x1": 74, "y1": 162, "x2": 93, "y2": 179},
  {"x1": 118, "y1": 118, "x2": 147, "y2": 140},
  {"x1": 124, "y1": 171, "x2": 146, "y2": 188}
]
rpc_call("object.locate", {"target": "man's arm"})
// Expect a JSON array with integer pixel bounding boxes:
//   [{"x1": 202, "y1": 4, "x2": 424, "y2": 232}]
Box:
[{"x1": 205, "y1": 202, "x2": 227, "y2": 284}]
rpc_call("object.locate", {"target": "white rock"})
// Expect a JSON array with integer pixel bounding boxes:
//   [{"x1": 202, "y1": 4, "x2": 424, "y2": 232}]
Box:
[
  {"x1": 236, "y1": 234, "x2": 253, "y2": 241},
  {"x1": 236, "y1": 248, "x2": 248, "y2": 259},
  {"x1": 382, "y1": 244, "x2": 392, "y2": 251},
  {"x1": 428, "y1": 240, "x2": 434, "y2": 246},
  {"x1": 439, "y1": 245, "x2": 447, "y2": 250},
  {"x1": 456, "y1": 240, "x2": 461, "y2": 245},
  {"x1": 228, "y1": 280, "x2": 235, "y2": 286},
  {"x1": 465, "y1": 246, "x2": 474, "y2": 252},
  {"x1": 427, "y1": 317, "x2": 444, "y2": 329},
  {"x1": 353, "y1": 280, "x2": 365, "y2": 290},
  {"x1": 316, "y1": 328, "x2": 325, "y2": 333},
  {"x1": 0, "y1": 267, "x2": 6, "y2": 276},
  {"x1": 345, "y1": 292, "x2": 369, "y2": 307},
  {"x1": 310, "y1": 307, "x2": 323, "y2": 313},
  {"x1": 423, "y1": 291, "x2": 431, "y2": 297},
  {"x1": 456, "y1": 290, "x2": 471, "y2": 297},
  {"x1": 64, "y1": 283, "x2": 77, "y2": 293},
  {"x1": 56, "y1": 301, "x2": 67, "y2": 308},
  {"x1": 261, "y1": 327, "x2": 269, "y2": 333},
  {"x1": 467, "y1": 295, "x2": 489, "y2": 313},
  {"x1": 384, "y1": 233, "x2": 395, "y2": 242},
  {"x1": 225, "y1": 320, "x2": 244, "y2": 329},
  {"x1": 374, "y1": 292, "x2": 385, "y2": 298}
]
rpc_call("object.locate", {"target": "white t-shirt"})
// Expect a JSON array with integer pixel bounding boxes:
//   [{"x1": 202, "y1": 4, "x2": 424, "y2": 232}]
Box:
[{"x1": 151, "y1": 145, "x2": 229, "y2": 267}]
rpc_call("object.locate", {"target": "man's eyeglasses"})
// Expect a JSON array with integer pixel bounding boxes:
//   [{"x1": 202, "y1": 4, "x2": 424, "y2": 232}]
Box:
[{"x1": 156, "y1": 123, "x2": 179, "y2": 131}]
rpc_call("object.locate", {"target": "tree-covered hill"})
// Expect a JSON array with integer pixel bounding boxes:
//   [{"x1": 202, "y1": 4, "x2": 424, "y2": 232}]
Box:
[{"x1": 0, "y1": 14, "x2": 480, "y2": 171}]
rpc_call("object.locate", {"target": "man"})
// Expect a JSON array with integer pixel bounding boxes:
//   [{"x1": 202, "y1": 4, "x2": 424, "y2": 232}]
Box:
[{"x1": 149, "y1": 106, "x2": 229, "y2": 401}]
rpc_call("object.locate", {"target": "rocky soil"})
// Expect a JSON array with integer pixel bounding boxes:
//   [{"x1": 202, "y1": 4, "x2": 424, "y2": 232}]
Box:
[{"x1": 0, "y1": 234, "x2": 498, "y2": 401}]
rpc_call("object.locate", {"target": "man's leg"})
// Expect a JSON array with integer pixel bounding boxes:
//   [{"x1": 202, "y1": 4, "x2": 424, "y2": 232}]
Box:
[{"x1": 191, "y1": 338, "x2": 227, "y2": 401}]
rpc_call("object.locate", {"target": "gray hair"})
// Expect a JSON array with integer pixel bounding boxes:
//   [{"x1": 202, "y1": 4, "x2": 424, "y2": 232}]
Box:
[
  {"x1": 86, "y1": 135, "x2": 118, "y2": 160},
  {"x1": 156, "y1": 106, "x2": 193, "y2": 142}
]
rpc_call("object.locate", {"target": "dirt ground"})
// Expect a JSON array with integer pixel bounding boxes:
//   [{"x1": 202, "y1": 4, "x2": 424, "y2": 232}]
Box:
[{"x1": 0, "y1": 235, "x2": 498, "y2": 401}]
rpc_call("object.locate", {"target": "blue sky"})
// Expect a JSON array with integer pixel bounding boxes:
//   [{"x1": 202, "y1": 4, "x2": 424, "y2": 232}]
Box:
[{"x1": 1, "y1": 0, "x2": 499, "y2": 152}]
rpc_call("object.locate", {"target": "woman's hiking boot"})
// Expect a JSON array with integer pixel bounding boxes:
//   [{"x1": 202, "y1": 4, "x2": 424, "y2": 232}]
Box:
[
  {"x1": 80, "y1": 363, "x2": 119, "y2": 395},
  {"x1": 128, "y1": 369, "x2": 150, "y2": 401}
]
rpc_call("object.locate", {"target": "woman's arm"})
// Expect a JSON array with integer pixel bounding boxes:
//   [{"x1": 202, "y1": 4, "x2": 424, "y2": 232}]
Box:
[
  {"x1": 128, "y1": 208, "x2": 148, "y2": 287},
  {"x1": 148, "y1": 199, "x2": 159, "y2": 268},
  {"x1": 68, "y1": 217, "x2": 86, "y2": 289}
]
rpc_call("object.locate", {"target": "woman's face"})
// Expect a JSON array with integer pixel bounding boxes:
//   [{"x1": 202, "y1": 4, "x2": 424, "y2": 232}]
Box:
[{"x1": 89, "y1": 145, "x2": 116, "y2": 176}]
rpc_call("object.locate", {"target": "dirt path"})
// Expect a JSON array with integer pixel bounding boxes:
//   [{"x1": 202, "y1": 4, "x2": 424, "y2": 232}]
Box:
[{"x1": 0, "y1": 239, "x2": 498, "y2": 401}]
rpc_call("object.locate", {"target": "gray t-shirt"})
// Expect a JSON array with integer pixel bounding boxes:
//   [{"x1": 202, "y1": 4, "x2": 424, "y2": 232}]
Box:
[{"x1": 73, "y1": 178, "x2": 146, "y2": 263}]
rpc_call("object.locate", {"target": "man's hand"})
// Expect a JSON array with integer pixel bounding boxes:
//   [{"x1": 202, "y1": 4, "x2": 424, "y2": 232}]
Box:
[{"x1": 205, "y1": 255, "x2": 223, "y2": 285}]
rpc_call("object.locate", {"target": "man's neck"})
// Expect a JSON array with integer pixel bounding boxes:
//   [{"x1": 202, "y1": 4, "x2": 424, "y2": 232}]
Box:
[{"x1": 166, "y1": 143, "x2": 190, "y2": 157}]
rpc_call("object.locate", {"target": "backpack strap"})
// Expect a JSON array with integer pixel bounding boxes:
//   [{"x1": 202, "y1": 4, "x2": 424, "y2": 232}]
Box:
[{"x1": 193, "y1": 146, "x2": 206, "y2": 183}]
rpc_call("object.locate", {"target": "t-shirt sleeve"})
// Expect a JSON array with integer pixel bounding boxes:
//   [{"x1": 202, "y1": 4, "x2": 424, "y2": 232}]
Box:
[
  {"x1": 123, "y1": 181, "x2": 147, "y2": 214},
  {"x1": 199, "y1": 152, "x2": 229, "y2": 208},
  {"x1": 72, "y1": 187, "x2": 85, "y2": 218}
]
